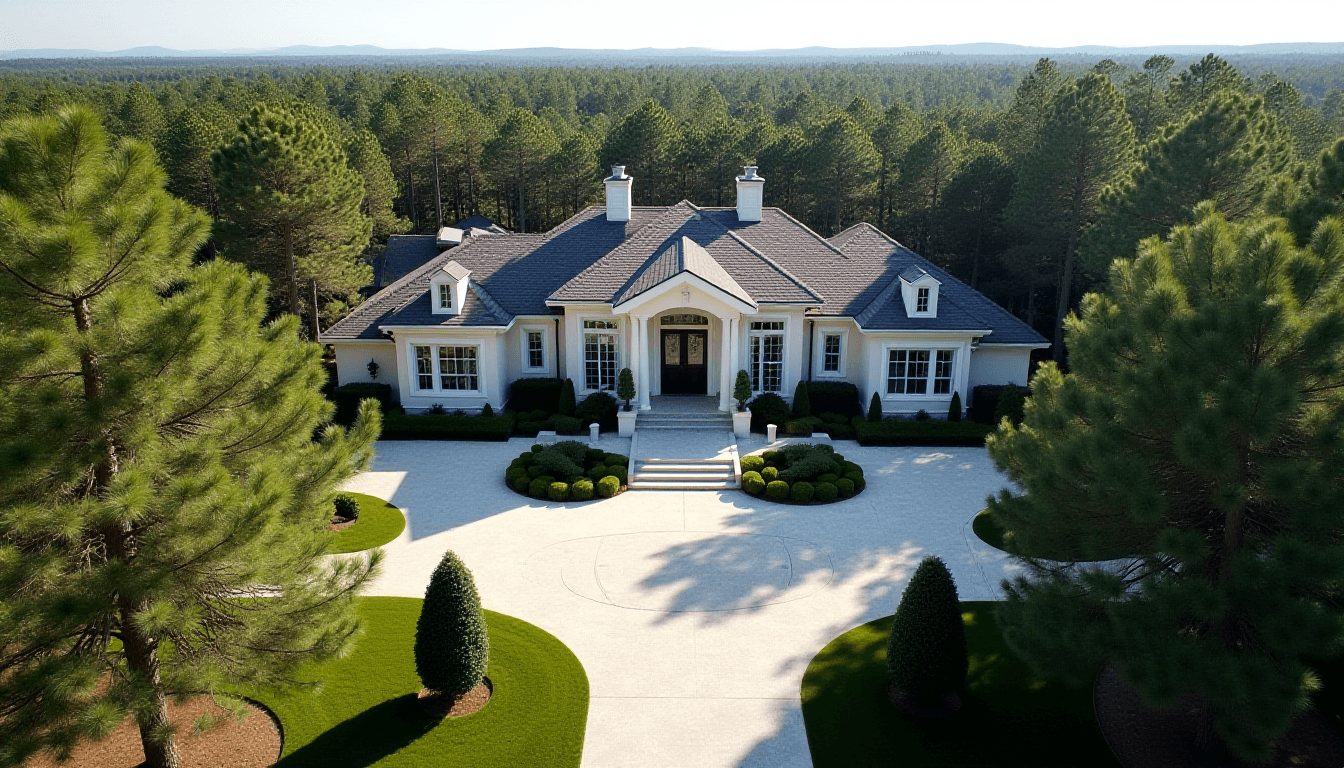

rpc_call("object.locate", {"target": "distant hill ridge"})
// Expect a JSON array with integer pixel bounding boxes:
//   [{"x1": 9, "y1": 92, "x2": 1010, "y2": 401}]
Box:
[{"x1": 4, "y1": 42, "x2": 1344, "y2": 60}]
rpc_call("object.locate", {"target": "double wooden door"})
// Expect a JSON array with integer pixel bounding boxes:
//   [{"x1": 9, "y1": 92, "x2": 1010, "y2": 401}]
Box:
[{"x1": 660, "y1": 330, "x2": 708, "y2": 395}]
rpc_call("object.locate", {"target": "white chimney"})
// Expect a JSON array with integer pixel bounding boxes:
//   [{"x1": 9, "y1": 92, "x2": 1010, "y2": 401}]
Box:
[
  {"x1": 736, "y1": 166, "x2": 764, "y2": 222},
  {"x1": 605, "y1": 165, "x2": 632, "y2": 222}
]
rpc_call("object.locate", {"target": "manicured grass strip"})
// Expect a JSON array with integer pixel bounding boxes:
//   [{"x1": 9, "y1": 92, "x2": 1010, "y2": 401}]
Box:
[
  {"x1": 258, "y1": 597, "x2": 589, "y2": 768},
  {"x1": 800, "y1": 603, "x2": 1119, "y2": 768},
  {"x1": 329, "y1": 493, "x2": 405, "y2": 554},
  {"x1": 972, "y1": 508, "x2": 1133, "y2": 562}
]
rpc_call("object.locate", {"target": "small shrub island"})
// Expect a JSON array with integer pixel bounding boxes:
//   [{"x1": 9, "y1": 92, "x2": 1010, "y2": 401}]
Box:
[
  {"x1": 505, "y1": 440, "x2": 630, "y2": 501},
  {"x1": 740, "y1": 443, "x2": 865, "y2": 504}
]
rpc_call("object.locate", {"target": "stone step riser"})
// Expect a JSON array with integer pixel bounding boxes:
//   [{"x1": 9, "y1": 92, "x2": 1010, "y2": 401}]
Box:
[
  {"x1": 634, "y1": 473, "x2": 735, "y2": 481},
  {"x1": 635, "y1": 464, "x2": 734, "y2": 472},
  {"x1": 637, "y1": 425, "x2": 732, "y2": 431},
  {"x1": 627, "y1": 481, "x2": 738, "y2": 490}
]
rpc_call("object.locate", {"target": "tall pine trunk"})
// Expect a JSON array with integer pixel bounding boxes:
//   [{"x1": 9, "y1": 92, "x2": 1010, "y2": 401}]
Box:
[
  {"x1": 75, "y1": 297, "x2": 179, "y2": 768},
  {"x1": 284, "y1": 225, "x2": 301, "y2": 321},
  {"x1": 1054, "y1": 178, "x2": 1085, "y2": 364}
]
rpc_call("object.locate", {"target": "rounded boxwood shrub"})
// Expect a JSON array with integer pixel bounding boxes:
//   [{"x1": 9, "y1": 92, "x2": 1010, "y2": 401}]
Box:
[
  {"x1": 530, "y1": 444, "x2": 545, "y2": 453},
  {"x1": 586, "y1": 448, "x2": 607, "y2": 463},
  {"x1": 845, "y1": 472, "x2": 865, "y2": 492},
  {"x1": 761, "y1": 466, "x2": 779, "y2": 482},
  {"x1": 761, "y1": 450, "x2": 782, "y2": 464},
  {"x1": 836, "y1": 478, "x2": 855, "y2": 496},
  {"x1": 586, "y1": 465, "x2": 608, "y2": 481},
  {"x1": 576, "y1": 391, "x2": 619, "y2": 432},
  {"x1": 571, "y1": 478, "x2": 594, "y2": 501},
  {"x1": 512, "y1": 476, "x2": 531, "y2": 494},
  {"x1": 749, "y1": 392, "x2": 791, "y2": 433},
  {"x1": 815, "y1": 482, "x2": 839, "y2": 502},
  {"x1": 604, "y1": 453, "x2": 629, "y2": 468},
  {"x1": 740, "y1": 455, "x2": 765, "y2": 473},
  {"x1": 742, "y1": 471, "x2": 766, "y2": 495},
  {"x1": 548, "y1": 481, "x2": 570, "y2": 502},
  {"x1": 596, "y1": 475, "x2": 621, "y2": 498},
  {"x1": 791, "y1": 482, "x2": 815, "y2": 502},
  {"x1": 415, "y1": 550, "x2": 489, "y2": 697},
  {"x1": 526, "y1": 465, "x2": 545, "y2": 479},
  {"x1": 817, "y1": 473, "x2": 839, "y2": 484},
  {"x1": 840, "y1": 461, "x2": 863, "y2": 476},
  {"x1": 766, "y1": 480, "x2": 790, "y2": 499},
  {"x1": 528, "y1": 476, "x2": 554, "y2": 498},
  {"x1": 886, "y1": 556, "x2": 967, "y2": 703},
  {"x1": 608, "y1": 465, "x2": 628, "y2": 483}
]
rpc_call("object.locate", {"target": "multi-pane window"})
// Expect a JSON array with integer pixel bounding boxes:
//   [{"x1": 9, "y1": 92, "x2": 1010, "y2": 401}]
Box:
[
  {"x1": 583, "y1": 319, "x2": 619, "y2": 391},
  {"x1": 660, "y1": 313, "x2": 708, "y2": 325},
  {"x1": 438, "y1": 346, "x2": 478, "y2": 391},
  {"x1": 886, "y1": 348, "x2": 955, "y2": 395},
  {"x1": 749, "y1": 321, "x2": 785, "y2": 392},
  {"x1": 934, "y1": 350, "x2": 954, "y2": 394},
  {"x1": 415, "y1": 345, "x2": 434, "y2": 390},
  {"x1": 916, "y1": 287, "x2": 930, "y2": 313},
  {"x1": 438, "y1": 283, "x2": 453, "y2": 310},
  {"x1": 822, "y1": 334, "x2": 842, "y2": 373},
  {"x1": 526, "y1": 331, "x2": 545, "y2": 369}
]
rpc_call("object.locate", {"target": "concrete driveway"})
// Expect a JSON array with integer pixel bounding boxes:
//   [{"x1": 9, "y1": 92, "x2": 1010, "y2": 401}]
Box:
[{"x1": 342, "y1": 437, "x2": 1016, "y2": 768}]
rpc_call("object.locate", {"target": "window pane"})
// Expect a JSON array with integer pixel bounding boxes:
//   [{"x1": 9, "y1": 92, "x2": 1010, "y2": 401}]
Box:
[
  {"x1": 416, "y1": 345, "x2": 434, "y2": 390},
  {"x1": 934, "y1": 350, "x2": 954, "y2": 394},
  {"x1": 761, "y1": 334, "x2": 783, "y2": 392},
  {"x1": 585, "y1": 331, "x2": 618, "y2": 390},
  {"x1": 661, "y1": 314, "x2": 707, "y2": 325},
  {"x1": 749, "y1": 336, "x2": 761, "y2": 391},
  {"x1": 907, "y1": 350, "x2": 929, "y2": 394},
  {"x1": 583, "y1": 319, "x2": 618, "y2": 330},
  {"x1": 439, "y1": 346, "x2": 478, "y2": 391},
  {"x1": 750, "y1": 321, "x2": 784, "y2": 331},
  {"x1": 527, "y1": 331, "x2": 544, "y2": 368},
  {"x1": 664, "y1": 333, "x2": 681, "y2": 365},
  {"x1": 823, "y1": 334, "x2": 841, "y2": 372},
  {"x1": 439, "y1": 283, "x2": 452, "y2": 309},
  {"x1": 688, "y1": 333, "x2": 704, "y2": 365},
  {"x1": 916, "y1": 287, "x2": 929, "y2": 313},
  {"x1": 886, "y1": 349, "x2": 906, "y2": 394}
]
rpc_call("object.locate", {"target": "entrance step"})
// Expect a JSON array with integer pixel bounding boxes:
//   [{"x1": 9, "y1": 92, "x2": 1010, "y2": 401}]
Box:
[
  {"x1": 637, "y1": 412, "x2": 733, "y2": 430},
  {"x1": 629, "y1": 458, "x2": 739, "y2": 490}
]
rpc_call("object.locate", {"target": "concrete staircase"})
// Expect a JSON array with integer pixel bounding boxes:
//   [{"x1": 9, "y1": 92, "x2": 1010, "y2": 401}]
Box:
[
  {"x1": 636, "y1": 411, "x2": 733, "y2": 431},
  {"x1": 628, "y1": 457, "x2": 738, "y2": 491}
]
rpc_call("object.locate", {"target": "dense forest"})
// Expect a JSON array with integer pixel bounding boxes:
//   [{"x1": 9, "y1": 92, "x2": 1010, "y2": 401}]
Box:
[{"x1": 5, "y1": 54, "x2": 1343, "y2": 356}]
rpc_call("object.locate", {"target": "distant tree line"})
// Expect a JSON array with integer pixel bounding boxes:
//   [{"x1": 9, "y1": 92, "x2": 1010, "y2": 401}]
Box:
[{"x1": 3, "y1": 55, "x2": 1342, "y2": 355}]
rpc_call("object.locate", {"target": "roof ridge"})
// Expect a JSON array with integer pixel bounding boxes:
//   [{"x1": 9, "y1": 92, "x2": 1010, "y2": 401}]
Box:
[
  {"x1": 765, "y1": 208, "x2": 848, "y2": 257},
  {"x1": 550, "y1": 204, "x2": 699, "y2": 302},
  {"x1": 710, "y1": 222, "x2": 823, "y2": 304}
]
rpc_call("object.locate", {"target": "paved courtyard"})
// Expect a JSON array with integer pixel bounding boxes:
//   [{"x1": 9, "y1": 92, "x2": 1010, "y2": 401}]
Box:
[{"x1": 342, "y1": 435, "x2": 1018, "y2": 768}]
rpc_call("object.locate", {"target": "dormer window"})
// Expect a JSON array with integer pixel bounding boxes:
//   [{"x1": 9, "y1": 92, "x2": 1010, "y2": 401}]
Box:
[
  {"x1": 430, "y1": 260, "x2": 471, "y2": 317},
  {"x1": 916, "y1": 287, "x2": 930, "y2": 313},
  {"x1": 899, "y1": 267, "x2": 941, "y2": 318}
]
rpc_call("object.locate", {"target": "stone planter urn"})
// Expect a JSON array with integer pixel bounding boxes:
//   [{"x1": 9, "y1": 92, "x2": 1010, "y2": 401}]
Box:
[
  {"x1": 618, "y1": 409, "x2": 638, "y2": 437},
  {"x1": 732, "y1": 408, "x2": 752, "y2": 438}
]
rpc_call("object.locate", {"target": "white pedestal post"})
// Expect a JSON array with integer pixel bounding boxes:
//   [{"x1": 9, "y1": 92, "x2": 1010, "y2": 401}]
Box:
[{"x1": 766, "y1": 423, "x2": 778, "y2": 443}]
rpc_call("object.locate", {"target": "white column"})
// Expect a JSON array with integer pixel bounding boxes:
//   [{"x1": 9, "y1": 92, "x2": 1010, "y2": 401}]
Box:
[
  {"x1": 637, "y1": 316, "x2": 652, "y2": 410},
  {"x1": 718, "y1": 315, "x2": 733, "y2": 412},
  {"x1": 627, "y1": 313, "x2": 640, "y2": 403},
  {"x1": 729, "y1": 317, "x2": 740, "y2": 385}
]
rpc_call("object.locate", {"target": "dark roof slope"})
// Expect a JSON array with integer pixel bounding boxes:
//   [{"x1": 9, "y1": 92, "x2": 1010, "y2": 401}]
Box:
[{"x1": 374, "y1": 235, "x2": 443, "y2": 288}]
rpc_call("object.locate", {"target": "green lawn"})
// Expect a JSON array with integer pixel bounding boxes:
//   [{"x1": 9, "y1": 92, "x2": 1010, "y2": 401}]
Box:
[
  {"x1": 329, "y1": 493, "x2": 406, "y2": 554},
  {"x1": 256, "y1": 597, "x2": 589, "y2": 768},
  {"x1": 800, "y1": 603, "x2": 1119, "y2": 768},
  {"x1": 972, "y1": 508, "x2": 1133, "y2": 562}
]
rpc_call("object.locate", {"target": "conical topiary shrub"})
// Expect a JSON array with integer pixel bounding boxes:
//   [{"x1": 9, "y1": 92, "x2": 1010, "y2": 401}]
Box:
[
  {"x1": 792, "y1": 380, "x2": 811, "y2": 418},
  {"x1": 947, "y1": 391, "x2": 962, "y2": 422},
  {"x1": 886, "y1": 556, "x2": 967, "y2": 714},
  {"x1": 868, "y1": 392, "x2": 883, "y2": 423},
  {"x1": 558, "y1": 378, "x2": 576, "y2": 416},
  {"x1": 415, "y1": 550, "x2": 489, "y2": 698}
]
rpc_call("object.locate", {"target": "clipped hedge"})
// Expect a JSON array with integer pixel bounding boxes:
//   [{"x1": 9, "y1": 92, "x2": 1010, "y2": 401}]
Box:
[
  {"x1": 749, "y1": 392, "x2": 791, "y2": 433},
  {"x1": 854, "y1": 420, "x2": 994, "y2": 447},
  {"x1": 507, "y1": 377, "x2": 564, "y2": 415},
  {"x1": 740, "y1": 442, "x2": 865, "y2": 505},
  {"x1": 381, "y1": 411, "x2": 514, "y2": 441},
  {"x1": 807, "y1": 381, "x2": 863, "y2": 419},
  {"x1": 330, "y1": 382, "x2": 395, "y2": 427}
]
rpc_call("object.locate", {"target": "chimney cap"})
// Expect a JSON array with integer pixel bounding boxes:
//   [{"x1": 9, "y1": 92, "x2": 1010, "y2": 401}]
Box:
[
  {"x1": 738, "y1": 165, "x2": 763, "y2": 181},
  {"x1": 606, "y1": 165, "x2": 630, "y2": 181}
]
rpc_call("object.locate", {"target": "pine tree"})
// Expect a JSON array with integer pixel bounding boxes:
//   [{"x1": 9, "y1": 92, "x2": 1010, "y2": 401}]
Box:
[
  {"x1": 346, "y1": 129, "x2": 409, "y2": 242},
  {"x1": 1121, "y1": 55, "x2": 1175, "y2": 143},
  {"x1": 118, "y1": 82, "x2": 166, "y2": 146},
  {"x1": 485, "y1": 108, "x2": 559, "y2": 233},
  {"x1": 212, "y1": 104, "x2": 373, "y2": 338},
  {"x1": 941, "y1": 151, "x2": 1016, "y2": 290},
  {"x1": 600, "y1": 99, "x2": 682, "y2": 205},
  {"x1": 1284, "y1": 137, "x2": 1344, "y2": 244},
  {"x1": 886, "y1": 557, "x2": 967, "y2": 704},
  {"x1": 415, "y1": 550, "x2": 489, "y2": 698},
  {"x1": 803, "y1": 113, "x2": 879, "y2": 234},
  {"x1": 0, "y1": 107, "x2": 381, "y2": 768},
  {"x1": 1167, "y1": 54, "x2": 1251, "y2": 115},
  {"x1": 988, "y1": 205, "x2": 1344, "y2": 760},
  {"x1": 872, "y1": 103, "x2": 922, "y2": 231},
  {"x1": 549, "y1": 133, "x2": 601, "y2": 221},
  {"x1": 894, "y1": 123, "x2": 965, "y2": 254},
  {"x1": 1084, "y1": 92, "x2": 1294, "y2": 275},
  {"x1": 160, "y1": 107, "x2": 227, "y2": 222},
  {"x1": 1007, "y1": 74, "x2": 1136, "y2": 363},
  {"x1": 1000, "y1": 58, "x2": 1066, "y2": 161}
]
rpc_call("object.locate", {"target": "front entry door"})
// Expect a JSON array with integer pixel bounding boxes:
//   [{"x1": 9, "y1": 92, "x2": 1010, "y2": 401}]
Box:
[{"x1": 661, "y1": 330, "x2": 708, "y2": 395}]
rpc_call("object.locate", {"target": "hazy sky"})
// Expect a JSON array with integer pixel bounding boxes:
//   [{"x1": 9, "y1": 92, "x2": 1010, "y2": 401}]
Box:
[{"x1": 1, "y1": 0, "x2": 1340, "y2": 51}]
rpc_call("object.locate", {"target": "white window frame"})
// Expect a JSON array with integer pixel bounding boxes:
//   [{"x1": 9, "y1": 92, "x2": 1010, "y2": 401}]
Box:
[
  {"x1": 818, "y1": 330, "x2": 846, "y2": 377},
  {"x1": 748, "y1": 319, "x2": 787, "y2": 394},
  {"x1": 884, "y1": 346, "x2": 956, "y2": 398},
  {"x1": 916, "y1": 287, "x2": 930, "y2": 313},
  {"x1": 438, "y1": 283, "x2": 454, "y2": 311},
  {"x1": 521, "y1": 325, "x2": 549, "y2": 373},
  {"x1": 410, "y1": 342, "x2": 484, "y2": 395},
  {"x1": 582, "y1": 318, "x2": 621, "y2": 392}
]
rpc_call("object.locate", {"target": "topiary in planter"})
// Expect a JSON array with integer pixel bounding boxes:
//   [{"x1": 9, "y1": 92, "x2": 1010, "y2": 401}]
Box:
[
  {"x1": 734, "y1": 370, "x2": 752, "y2": 411},
  {"x1": 571, "y1": 478, "x2": 594, "y2": 501},
  {"x1": 548, "y1": 481, "x2": 570, "y2": 501},
  {"x1": 815, "y1": 482, "x2": 839, "y2": 502},
  {"x1": 415, "y1": 550, "x2": 489, "y2": 698},
  {"x1": 596, "y1": 476, "x2": 620, "y2": 498},
  {"x1": 791, "y1": 481, "x2": 814, "y2": 502},
  {"x1": 836, "y1": 478, "x2": 855, "y2": 496},
  {"x1": 761, "y1": 466, "x2": 779, "y2": 482},
  {"x1": 766, "y1": 480, "x2": 790, "y2": 499},
  {"x1": 742, "y1": 471, "x2": 766, "y2": 495},
  {"x1": 740, "y1": 455, "x2": 765, "y2": 473},
  {"x1": 886, "y1": 556, "x2": 967, "y2": 711}
]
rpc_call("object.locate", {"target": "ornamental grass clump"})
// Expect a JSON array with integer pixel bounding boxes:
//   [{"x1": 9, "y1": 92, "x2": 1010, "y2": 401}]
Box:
[
  {"x1": 415, "y1": 550, "x2": 489, "y2": 699},
  {"x1": 886, "y1": 556, "x2": 967, "y2": 715}
]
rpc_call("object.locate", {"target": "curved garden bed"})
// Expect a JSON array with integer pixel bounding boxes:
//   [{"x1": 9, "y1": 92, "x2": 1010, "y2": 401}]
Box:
[
  {"x1": 971, "y1": 508, "x2": 1135, "y2": 562},
  {"x1": 328, "y1": 493, "x2": 406, "y2": 553},
  {"x1": 253, "y1": 597, "x2": 589, "y2": 767},
  {"x1": 504, "y1": 441, "x2": 630, "y2": 502},
  {"x1": 740, "y1": 443, "x2": 865, "y2": 504},
  {"x1": 800, "y1": 604, "x2": 1116, "y2": 767}
]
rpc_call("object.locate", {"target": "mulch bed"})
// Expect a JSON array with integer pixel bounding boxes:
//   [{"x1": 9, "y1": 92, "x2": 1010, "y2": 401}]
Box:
[
  {"x1": 327, "y1": 517, "x2": 357, "y2": 531},
  {"x1": 417, "y1": 677, "x2": 493, "y2": 719},
  {"x1": 1095, "y1": 663, "x2": 1344, "y2": 768},
  {"x1": 26, "y1": 695, "x2": 281, "y2": 768}
]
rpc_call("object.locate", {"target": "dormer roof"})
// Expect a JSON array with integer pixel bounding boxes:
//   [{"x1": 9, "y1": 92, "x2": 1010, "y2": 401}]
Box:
[{"x1": 440, "y1": 260, "x2": 471, "y2": 281}]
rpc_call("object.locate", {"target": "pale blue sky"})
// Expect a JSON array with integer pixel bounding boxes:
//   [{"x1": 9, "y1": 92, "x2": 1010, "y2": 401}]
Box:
[{"x1": 0, "y1": 0, "x2": 1339, "y2": 52}]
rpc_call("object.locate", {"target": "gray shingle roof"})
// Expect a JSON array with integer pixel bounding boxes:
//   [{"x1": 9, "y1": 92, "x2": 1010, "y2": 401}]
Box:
[
  {"x1": 373, "y1": 235, "x2": 442, "y2": 288},
  {"x1": 614, "y1": 236, "x2": 756, "y2": 307},
  {"x1": 323, "y1": 204, "x2": 1046, "y2": 347},
  {"x1": 441, "y1": 260, "x2": 471, "y2": 281}
]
